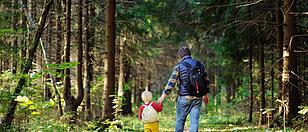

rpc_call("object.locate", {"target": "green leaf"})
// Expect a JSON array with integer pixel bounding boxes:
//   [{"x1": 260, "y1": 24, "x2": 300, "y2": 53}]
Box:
[
  {"x1": 31, "y1": 111, "x2": 40, "y2": 115},
  {"x1": 298, "y1": 107, "x2": 308, "y2": 115}
]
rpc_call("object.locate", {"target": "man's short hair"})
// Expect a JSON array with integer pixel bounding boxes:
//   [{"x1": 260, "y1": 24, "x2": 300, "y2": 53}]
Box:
[
  {"x1": 141, "y1": 91, "x2": 152, "y2": 102},
  {"x1": 178, "y1": 46, "x2": 191, "y2": 58}
]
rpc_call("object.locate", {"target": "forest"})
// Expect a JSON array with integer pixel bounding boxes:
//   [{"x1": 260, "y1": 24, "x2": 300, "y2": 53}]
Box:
[{"x1": 0, "y1": 0, "x2": 307, "y2": 131}]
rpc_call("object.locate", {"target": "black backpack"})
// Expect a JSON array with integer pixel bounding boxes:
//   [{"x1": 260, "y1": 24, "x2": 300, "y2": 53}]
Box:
[{"x1": 181, "y1": 61, "x2": 208, "y2": 97}]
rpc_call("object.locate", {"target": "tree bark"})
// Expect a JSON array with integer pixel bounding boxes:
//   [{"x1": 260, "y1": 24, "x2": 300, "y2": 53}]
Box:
[
  {"x1": 102, "y1": 0, "x2": 116, "y2": 121},
  {"x1": 226, "y1": 83, "x2": 231, "y2": 103},
  {"x1": 76, "y1": 0, "x2": 84, "y2": 111},
  {"x1": 11, "y1": 0, "x2": 18, "y2": 74},
  {"x1": 21, "y1": 0, "x2": 27, "y2": 60},
  {"x1": 0, "y1": 0, "x2": 54, "y2": 128},
  {"x1": 55, "y1": 0, "x2": 62, "y2": 82},
  {"x1": 136, "y1": 78, "x2": 143, "y2": 107},
  {"x1": 271, "y1": 41, "x2": 275, "y2": 109},
  {"x1": 213, "y1": 70, "x2": 217, "y2": 111},
  {"x1": 146, "y1": 73, "x2": 152, "y2": 91},
  {"x1": 283, "y1": 0, "x2": 299, "y2": 121},
  {"x1": 63, "y1": 0, "x2": 72, "y2": 112},
  {"x1": 62, "y1": 0, "x2": 84, "y2": 117},
  {"x1": 248, "y1": 42, "x2": 253, "y2": 123},
  {"x1": 84, "y1": 0, "x2": 95, "y2": 120},
  {"x1": 43, "y1": 13, "x2": 53, "y2": 101},
  {"x1": 131, "y1": 78, "x2": 136, "y2": 104},
  {"x1": 117, "y1": 36, "x2": 126, "y2": 116},
  {"x1": 29, "y1": 0, "x2": 36, "y2": 64},
  {"x1": 62, "y1": 0, "x2": 77, "y2": 115},
  {"x1": 275, "y1": 0, "x2": 284, "y2": 103},
  {"x1": 231, "y1": 80, "x2": 236, "y2": 100},
  {"x1": 30, "y1": 0, "x2": 36, "y2": 23},
  {"x1": 259, "y1": 37, "x2": 266, "y2": 125},
  {"x1": 122, "y1": 62, "x2": 132, "y2": 115}
]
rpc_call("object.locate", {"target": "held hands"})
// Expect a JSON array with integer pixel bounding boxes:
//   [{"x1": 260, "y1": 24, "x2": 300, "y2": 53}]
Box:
[
  {"x1": 156, "y1": 93, "x2": 167, "y2": 104},
  {"x1": 203, "y1": 94, "x2": 209, "y2": 104}
]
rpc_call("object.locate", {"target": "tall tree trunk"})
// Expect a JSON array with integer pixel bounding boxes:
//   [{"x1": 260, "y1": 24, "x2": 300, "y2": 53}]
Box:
[
  {"x1": 248, "y1": 42, "x2": 253, "y2": 123},
  {"x1": 226, "y1": 81, "x2": 231, "y2": 103},
  {"x1": 0, "y1": 0, "x2": 54, "y2": 128},
  {"x1": 231, "y1": 80, "x2": 236, "y2": 100},
  {"x1": 76, "y1": 0, "x2": 84, "y2": 111},
  {"x1": 260, "y1": 40, "x2": 266, "y2": 125},
  {"x1": 117, "y1": 36, "x2": 126, "y2": 116},
  {"x1": 283, "y1": 0, "x2": 299, "y2": 121},
  {"x1": 213, "y1": 70, "x2": 217, "y2": 111},
  {"x1": 271, "y1": 42, "x2": 275, "y2": 109},
  {"x1": 122, "y1": 62, "x2": 132, "y2": 115},
  {"x1": 102, "y1": 0, "x2": 116, "y2": 121},
  {"x1": 275, "y1": 0, "x2": 284, "y2": 103},
  {"x1": 43, "y1": 14, "x2": 53, "y2": 101},
  {"x1": 62, "y1": 0, "x2": 84, "y2": 117},
  {"x1": 84, "y1": 0, "x2": 95, "y2": 120},
  {"x1": 30, "y1": 0, "x2": 36, "y2": 22},
  {"x1": 63, "y1": 0, "x2": 74, "y2": 113},
  {"x1": 131, "y1": 77, "x2": 136, "y2": 104},
  {"x1": 136, "y1": 77, "x2": 142, "y2": 107},
  {"x1": 11, "y1": 0, "x2": 18, "y2": 74},
  {"x1": 55, "y1": 0, "x2": 62, "y2": 82},
  {"x1": 29, "y1": 0, "x2": 36, "y2": 63},
  {"x1": 21, "y1": 0, "x2": 27, "y2": 64},
  {"x1": 146, "y1": 73, "x2": 152, "y2": 91},
  {"x1": 0, "y1": 59, "x2": 2, "y2": 74}
]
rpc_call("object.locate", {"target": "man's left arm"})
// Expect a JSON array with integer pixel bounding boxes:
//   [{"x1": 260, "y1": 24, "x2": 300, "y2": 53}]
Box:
[{"x1": 157, "y1": 66, "x2": 179, "y2": 104}]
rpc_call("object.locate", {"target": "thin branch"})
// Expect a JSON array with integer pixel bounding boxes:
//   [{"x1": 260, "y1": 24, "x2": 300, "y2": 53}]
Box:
[
  {"x1": 289, "y1": 12, "x2": 308, "y2": 15},
  {"x1": 290, "y1": 71, "x2": 308, "y2": 85},
  {"x1": 286, "y1": 0, "x2": 295, "y2": 15},
  {"x1": 236, "y1": 0, "x2": 263, "y2": 8},
  {"x1": 267, "y1": 57, "x2": 284, "y2": 73},
  {"x1": 40, "y1": 39, "x2": 64, "y2": 116},
  {"x1": 294, "y1": 50, "x2": 308, "y2": 53},
  {"x1": 202, "y1": 1, "x2": 260, "y2": 10},
  {"x1": 288, "y1": 34, "x2": 308, "y2": 50}
]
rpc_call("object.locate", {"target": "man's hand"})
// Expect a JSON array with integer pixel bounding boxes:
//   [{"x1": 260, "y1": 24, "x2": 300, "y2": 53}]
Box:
[
  {"x1": 157, "y1": 93, "x2": 167, "y2": 104},
  {"x1": 203, "y1": 94, "x2": 209, "y2": 104}
]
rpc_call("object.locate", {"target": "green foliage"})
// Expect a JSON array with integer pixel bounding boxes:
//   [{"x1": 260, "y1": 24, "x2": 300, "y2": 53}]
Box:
[
  {"x1": 103, "y1": 119, "x2": 124, "y2": 131},
  {"x1": 0, "y1": 71, "x2": 18, "y2": 117},
  {"x1": 14, "y1": 96, "x2": 55, "y2": 116},
  {"x1": 43, "y1": 62, "x2": 79, "y2": 78},
  {"x1": 0, "y1": 28, "x2": 15, "y2": 36},
  {"x1": 298, "y1": 106, "x2": 308, "y2": 115},
  {"x1": 116, "y1": 0, "x2": 169, "y2": 63}
]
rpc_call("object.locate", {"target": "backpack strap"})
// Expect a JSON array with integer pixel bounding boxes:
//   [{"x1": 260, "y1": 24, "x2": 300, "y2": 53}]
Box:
[
  {"x1": 144, "y1": 102, "x2": 153, "y2": 107},
  {"x1": 181, "y1": 61, "x2": 192, "y2": 69},
  {"x1": 195, "y1": 61, "x2": 202, "y2": 69}
]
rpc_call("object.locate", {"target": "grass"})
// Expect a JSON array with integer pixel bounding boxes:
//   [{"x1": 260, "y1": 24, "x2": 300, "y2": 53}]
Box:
[
  {"x1": 119, "y1": 94, "x2": 307, "y2": 132},
  {"x1": 119, "y1": 95, "x2": 268, "y2": 132},
  {"x1": 3, "y1": 92, "x2": 305, "y2": 131}
]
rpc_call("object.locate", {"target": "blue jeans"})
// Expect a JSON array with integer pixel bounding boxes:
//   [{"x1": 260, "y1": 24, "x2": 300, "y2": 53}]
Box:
[{"x1": 175, "y1": 96, "x2": 202, "y2": 132}]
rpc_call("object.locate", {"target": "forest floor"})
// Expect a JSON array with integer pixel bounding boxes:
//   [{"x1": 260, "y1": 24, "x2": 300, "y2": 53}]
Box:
[
  {"x1": 4, "y1": 93, "x2": 306, "y2": 131},
  {"x1": 120, "y1": 108, "x2": 270, "y2": 132},
  {"x1": 118, "y1": 95, "x2": 304, "y2": 132}
]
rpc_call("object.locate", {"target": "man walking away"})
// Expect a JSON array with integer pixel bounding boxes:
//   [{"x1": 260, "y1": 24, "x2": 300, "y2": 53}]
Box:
[{"x1": 157, "y1": 46, "x2": 210, "y2": 132}]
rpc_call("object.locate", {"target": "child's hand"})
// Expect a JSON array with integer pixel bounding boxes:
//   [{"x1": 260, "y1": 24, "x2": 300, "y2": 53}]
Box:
[
  {"x1": 157, "y1": 97, "x2": 164, "y2": 104},
  {"x1": 203, "y1": 94, "x2": 209, "y2": 104},
  {"x1": 157, "y1": 93, "x2": 167, "y2": 104}
]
